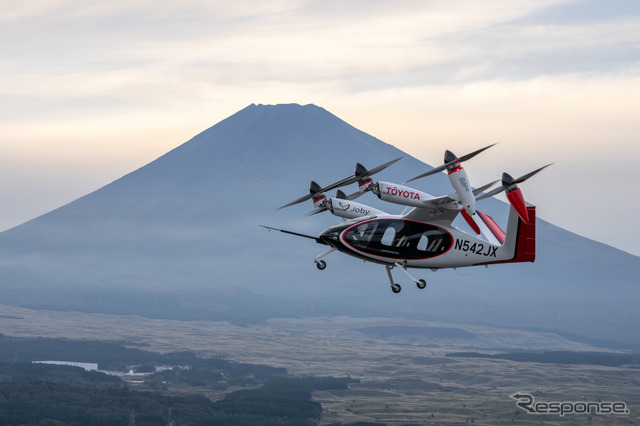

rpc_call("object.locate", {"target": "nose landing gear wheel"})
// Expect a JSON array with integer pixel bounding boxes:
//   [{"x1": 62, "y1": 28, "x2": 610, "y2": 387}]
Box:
[
  {"x1": 316, "y1": 260, "x2": 326, "y2": 270},
  {"x1": 416, "y1": 279, "x2": 427, "y2": 289},
  {"x1": 391, "y1": 283, "x2": 401, "y2": 293}
]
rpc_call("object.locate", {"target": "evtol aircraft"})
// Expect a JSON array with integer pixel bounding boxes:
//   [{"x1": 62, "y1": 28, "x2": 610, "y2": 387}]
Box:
[{"x1": 263, "y1": 145, "x2": 550, "y2": 293}]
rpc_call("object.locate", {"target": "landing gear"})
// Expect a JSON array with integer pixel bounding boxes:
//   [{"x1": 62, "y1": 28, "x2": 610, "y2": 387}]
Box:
[
  {"x1": 314, "y1": 247, "x2": 336, "y2": 271},
  {"x1": 385, "y1": 263, "x2": 427, "y2": 293},
  {"x1": 385, "y1": 265, "x2": 400, "y2": 293}
]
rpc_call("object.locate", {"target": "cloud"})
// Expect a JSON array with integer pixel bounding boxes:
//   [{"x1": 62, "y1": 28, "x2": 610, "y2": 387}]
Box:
[
  {"x1": 2, "y1": 0, "x2": 638, "y2": 103},
  {"x1": 326, "y1": 73, "x2": 640, "y2": 254},
  {"x1": 0, "y1": 0, "x2": 639, "y2": 254}
]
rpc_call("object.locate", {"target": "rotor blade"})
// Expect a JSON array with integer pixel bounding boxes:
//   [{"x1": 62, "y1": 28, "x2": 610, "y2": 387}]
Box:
[
  {"x1": 457, "y1": 143, "x2": 497, "y2": 162},
  {"x1": 280, "y1": 157, "x2": 404, "y2": 209},
  {"x1": 278, "y1": 175, "x2": 357, "y2": 209},
  {"x1": 476, "y1": 185, "x2": 506, "y2": 201},
  {"x1": 345, "y1": 190, "x2": 364, "y2": 201},
  {"x1": 404, "y1": 163, "x2": 448, "y2": 183},
  {"x1": 472, "y1": 179, "x2": 500, "y2": 196},
  {"x1": 305, "y1": 207, "x2": 328, "y2": 217},
  {"x1": 405, "y1": 143, "x2": 497, "y2": 183},
  {"x1": 513, "y1": 163, "x2": 553, "y2": 184},
  {"x1": 476, "y1": 164, "x2": 551, "y2": 201},
  {"x1": 365, "y1": 156, "x2": 405, "y2": 176},
  {"x1": 322, "y1": 175, "x2": 359, "y2": 192},
  {"x1": 278, "y1": 193, "x2": 313, "y2": 209},
  {"x1": 337, "y1": 189, "x2": 364, "y2": 201}
]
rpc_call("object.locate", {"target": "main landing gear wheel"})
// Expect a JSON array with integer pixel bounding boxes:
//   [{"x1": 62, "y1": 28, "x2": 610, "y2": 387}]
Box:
[
  {"x1": 316, "y1": 260, "x2": 326, "y2": 270},
  {"x1": 391, "y1": 283, "x2": 401, "y2": 294},
  {"x1": 416, "y1": 279, "x2": 427, "y2": 289}
]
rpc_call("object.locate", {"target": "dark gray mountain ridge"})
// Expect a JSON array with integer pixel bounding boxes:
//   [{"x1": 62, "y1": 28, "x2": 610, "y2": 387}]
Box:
[{"x1": 0, "y1": 103, "x2": 638, "y2": 348}]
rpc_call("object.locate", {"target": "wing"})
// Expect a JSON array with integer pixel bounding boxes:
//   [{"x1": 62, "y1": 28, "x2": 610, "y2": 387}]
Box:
[
  {"x1": 403, "y1": 181, "x2": 498, "y2": 224},
  {"x1": 404, "y1": 205, "x2": 460, "y2": 223},
  {"x1": 404, "y1": 193, "x2": 460, "y2": 223}
]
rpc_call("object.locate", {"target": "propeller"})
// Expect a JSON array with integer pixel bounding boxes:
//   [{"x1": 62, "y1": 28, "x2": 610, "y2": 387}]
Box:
[
  {"x1": 278, "y1": 157, "x2": 403, "y2": 209},
  {"x1": 305, "y1": 189, "x2": 366, "y2": 217},
  {"x1": 405, "y1": 143, "x2": 496, "y2": 183},
  {"x1": 472, "y1": 180, "x2": 500, "y2": 197},
  {"x1": 278, "y1": 178, "x2": 351, "y2": 210},
  {"x1": 476, "y1": 163, "x2": 553, "y2": 222}
]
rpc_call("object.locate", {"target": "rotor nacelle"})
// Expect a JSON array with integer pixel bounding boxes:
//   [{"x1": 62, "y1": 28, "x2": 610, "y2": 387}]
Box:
[
  {"x1": 476, "y1": 165, "x2": 552, "y2": 224},
  {"x1": 355, "y1": 163, "x2": 374, "y2": 192},
  {"x1": 325, "y1": 198, "x2": 384, "y2": 219},
  {"x1": 309, "y1": 181, "x2": 327, "y2": 209},
  {"x1": 502, "y1": 172, "x2": 529, "y2": 223},
  {"x1": 447, "y1": 166, "x2": 475, "y2": 216},
  {"x1": 405, "y1": 144, "x2": 496, "y2": 216},
  {"x1": 443, "y1": 150, "x2": 461, "y2": 171},
  {"x1": 375, "y1": 182, "x2": 434, "y2": 208}
]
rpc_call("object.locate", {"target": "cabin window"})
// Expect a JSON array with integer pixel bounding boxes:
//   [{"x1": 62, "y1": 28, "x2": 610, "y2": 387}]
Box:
[
  {"x1": 417, "y1": 234, "x2": 429, "y2": 251},
  {"x1": 343, "y1": 219, "x2": 452, "y2": 259},
  {"x1": 381, "y1": 226, "x2": 395, "y2": 246}
]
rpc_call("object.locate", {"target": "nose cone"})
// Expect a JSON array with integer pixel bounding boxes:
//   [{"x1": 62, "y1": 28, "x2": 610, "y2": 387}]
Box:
[{"x1": 319, "y1": 224, "x2": 345, "y2": 246}]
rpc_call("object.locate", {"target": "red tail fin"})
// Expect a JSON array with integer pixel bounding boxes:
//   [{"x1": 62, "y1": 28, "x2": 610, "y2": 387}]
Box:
[
  {"x1": 476, "y1": 204, "x2": 536, "y2": 265},
  {"x1": 514, "y1": 204, "x2": 536, "y2": 262}
]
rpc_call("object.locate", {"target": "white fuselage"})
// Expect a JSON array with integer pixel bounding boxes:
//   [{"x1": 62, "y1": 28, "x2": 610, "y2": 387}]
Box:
[{"x1": 319, "y1": 210, "x2": 518, "y2": 269}]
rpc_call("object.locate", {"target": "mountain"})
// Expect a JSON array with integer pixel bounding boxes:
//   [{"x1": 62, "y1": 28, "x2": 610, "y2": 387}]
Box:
[{"x1": 0, "y1": 103, "x2": 638, "y2": 348}]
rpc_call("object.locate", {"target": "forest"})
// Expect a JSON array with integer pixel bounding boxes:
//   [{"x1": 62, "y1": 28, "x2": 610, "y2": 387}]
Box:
[{"x1": 0, "y1": 334, "x2": 358, "y2": 425}]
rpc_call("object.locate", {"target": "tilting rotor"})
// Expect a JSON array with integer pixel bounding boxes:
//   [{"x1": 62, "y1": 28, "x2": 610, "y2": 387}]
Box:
[
  {"x1": 279, "y1": 157, "x2": 403, "y2": 210},
  {"x1": 476, "y1": 164, "x2": 553, "y2": 223},
  {"x1": 406, "y1": 143, "x2": 496, "y2": 183}
]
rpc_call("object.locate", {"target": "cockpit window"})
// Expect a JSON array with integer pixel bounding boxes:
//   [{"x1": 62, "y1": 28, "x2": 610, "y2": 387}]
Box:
[{"x1": 348, "y1": 221, "x2": 378, "y2": 249}]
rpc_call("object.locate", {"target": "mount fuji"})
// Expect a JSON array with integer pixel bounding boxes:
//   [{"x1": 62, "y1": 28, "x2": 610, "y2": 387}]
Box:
[{"x1": 1, "y1": 104, "x2": 638, "y2": 348}]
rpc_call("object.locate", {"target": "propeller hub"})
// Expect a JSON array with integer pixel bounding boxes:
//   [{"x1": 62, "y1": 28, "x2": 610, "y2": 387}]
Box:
[
  {"x1": 309, "y1": 181, "x2": 322, "y2": 195},
  {"x1": 502, "y1": 172, "x2": 516, "y2": 189},
  {"x1": 444, "y1": 150, "x2": 458, "y2": 164},
  {"x1": 355, "y1": 163, "x2": 369, "y2": 178}
]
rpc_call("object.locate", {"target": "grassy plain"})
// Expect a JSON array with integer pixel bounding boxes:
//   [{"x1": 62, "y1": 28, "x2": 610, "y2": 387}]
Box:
[{"x1": 0, "y1": 304, "x2": 638, "y2": 425}]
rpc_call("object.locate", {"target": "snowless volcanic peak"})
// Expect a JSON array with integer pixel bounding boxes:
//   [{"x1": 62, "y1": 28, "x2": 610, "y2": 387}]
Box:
[{"x1": 0, "y1": 103, "x2": 638, "y2": 349}]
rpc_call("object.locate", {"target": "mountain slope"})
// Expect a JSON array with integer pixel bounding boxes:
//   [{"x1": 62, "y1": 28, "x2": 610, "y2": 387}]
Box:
[{"x1": 0, "y1": 103, "x2": 638, "y2": 348}]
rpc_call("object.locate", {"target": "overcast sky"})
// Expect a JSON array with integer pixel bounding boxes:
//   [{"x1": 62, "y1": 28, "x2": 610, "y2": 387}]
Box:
[{"x1": 1, "y1": 0, "x2": 639, "y2": 255}]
